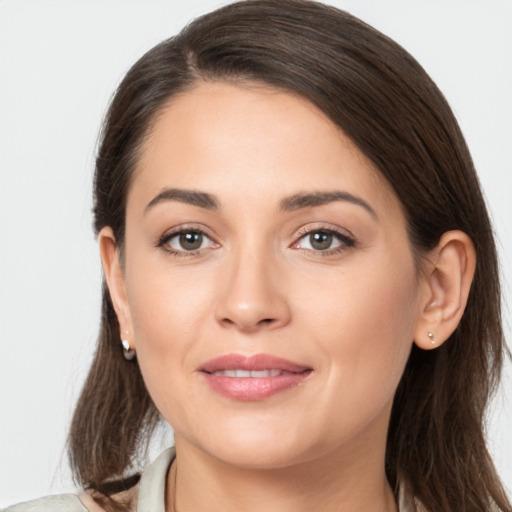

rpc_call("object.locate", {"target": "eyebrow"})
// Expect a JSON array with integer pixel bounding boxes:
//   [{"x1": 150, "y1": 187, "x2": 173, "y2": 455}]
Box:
[
  {"x1": 280, "y1": 191, "x2": 378, "y2": 220},
  {"x1": 145, "y1": 187, "x2": 377, "y2": 220},
  {"x1": 145, "y1": 188, "x2": 219, "y2": 213}
]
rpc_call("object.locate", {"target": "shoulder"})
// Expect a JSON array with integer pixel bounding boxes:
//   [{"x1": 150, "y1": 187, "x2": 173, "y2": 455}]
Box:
[
  {"x1": 2, "y1": 448, "x2": 175, "y2": 512},
  {"x1": 2, "y1": 494, "x2": 89, "y2": 512}
]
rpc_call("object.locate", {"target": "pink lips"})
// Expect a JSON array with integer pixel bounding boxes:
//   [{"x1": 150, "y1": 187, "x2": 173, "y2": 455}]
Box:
[{"x1": 200, "y1": 354, "x2": 312, "y2": 401}]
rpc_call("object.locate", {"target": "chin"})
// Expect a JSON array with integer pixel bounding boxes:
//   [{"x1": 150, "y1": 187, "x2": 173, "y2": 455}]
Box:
[
  {"x1": 208, "y1": 440, "x2": 312, "y2": 470},
  {"x1": 179, "y1": 418, "x2": 317, "y2": 470}
]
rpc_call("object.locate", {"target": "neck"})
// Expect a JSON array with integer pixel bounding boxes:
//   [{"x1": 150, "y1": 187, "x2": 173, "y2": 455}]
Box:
[{"x1": 168, "y1": 436, "x2": 398, "y2": 512}]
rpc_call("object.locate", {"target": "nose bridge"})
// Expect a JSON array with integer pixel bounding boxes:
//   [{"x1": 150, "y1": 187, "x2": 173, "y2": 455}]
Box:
[{"x1": 215, "y1": 236, "x2": 290, "y2": 331}]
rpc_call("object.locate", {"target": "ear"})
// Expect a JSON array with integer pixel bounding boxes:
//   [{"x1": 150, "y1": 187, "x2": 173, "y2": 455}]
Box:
[
  {"x1": 98, "y1": 227, "x2": 134, "y2": 345},
  {"x1": 413, "y1": 230, "x2": 476, "y2": 350}
]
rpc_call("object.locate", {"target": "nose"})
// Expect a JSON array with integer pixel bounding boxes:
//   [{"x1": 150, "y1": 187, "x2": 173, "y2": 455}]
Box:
[{"x1": 214, "y1": 248, "x2": 291, "y2": 333}]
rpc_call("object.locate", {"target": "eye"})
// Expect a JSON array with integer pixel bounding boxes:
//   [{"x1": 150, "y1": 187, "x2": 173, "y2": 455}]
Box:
[
  {"x1": 292, "y1": 228, "x2": 355, "y2": 253},
  {"x1": 302, "y1": 231, "x2": 339, "y2": 251},
  {"x1": 160, "y1": 229, "x2": 216, "y2": 254}
]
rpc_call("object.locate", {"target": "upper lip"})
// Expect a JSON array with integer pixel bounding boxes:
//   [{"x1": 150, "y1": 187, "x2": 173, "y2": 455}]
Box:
[{"x1": 200, "y1": 353, "x2": 311, "y2": 374}]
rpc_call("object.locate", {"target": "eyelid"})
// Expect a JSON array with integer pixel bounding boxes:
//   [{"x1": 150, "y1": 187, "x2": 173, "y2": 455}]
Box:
[
  {"x1": 293, "y1": 222, "x2": 356, "y2": 242},
  {"x1": 156, "y1": 224, "x2": 219, "y2": 255},
  {"x1": 155, "y1": 222, "x2": 356, "y2": 257},
  {"x1": 290, "y1": 223, "x2": 356, "y2": 254}
]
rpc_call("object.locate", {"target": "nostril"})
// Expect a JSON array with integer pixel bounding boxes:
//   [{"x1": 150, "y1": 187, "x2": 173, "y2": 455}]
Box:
[
  {"x1": 219, "y1": 316, "x2": 278, "y2": 331},
  {"x1": 214, "y1": 283, "x2": 291, "y2": 331}
]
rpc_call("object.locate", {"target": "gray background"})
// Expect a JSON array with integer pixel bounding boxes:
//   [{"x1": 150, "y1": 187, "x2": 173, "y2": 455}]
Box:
[{"x1": 1, "y1": 0, "x2": 511, "y2": 506}]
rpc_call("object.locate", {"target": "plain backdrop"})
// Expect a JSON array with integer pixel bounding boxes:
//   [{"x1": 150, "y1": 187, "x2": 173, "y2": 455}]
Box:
[{"x1": 1, "y1": 0, "x2": 511, "y2": 506}]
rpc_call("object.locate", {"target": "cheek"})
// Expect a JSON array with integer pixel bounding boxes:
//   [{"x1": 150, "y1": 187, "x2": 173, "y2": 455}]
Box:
[
  {"x1": 126, "y1": 253, "x2": 213, "y2": 339},
  {"x1": 299, "y1": 251, "x2": 419, "y2": 416},
  {"x1": 123, "y1": 260, "x2": 217, "y2": 411}
]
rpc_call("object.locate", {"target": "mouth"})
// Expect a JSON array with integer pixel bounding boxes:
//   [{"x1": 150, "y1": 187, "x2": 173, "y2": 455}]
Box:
[
  {"x1": 209, "y1": 369, "x2": 291, "y2": 377},
  {"x1": 199, "y1": 354, "x2": 313, "y2": 401}
]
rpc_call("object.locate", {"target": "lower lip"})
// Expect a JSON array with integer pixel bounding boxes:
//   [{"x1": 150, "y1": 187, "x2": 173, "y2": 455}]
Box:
[{"x1": 201, "y1": 372, "x2": 311, "y2": 401}]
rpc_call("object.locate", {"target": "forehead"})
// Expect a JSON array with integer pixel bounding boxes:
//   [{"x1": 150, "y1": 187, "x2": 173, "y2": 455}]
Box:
[{"x1": 129, "y1": 81, "x2": 400, "y2": 216}]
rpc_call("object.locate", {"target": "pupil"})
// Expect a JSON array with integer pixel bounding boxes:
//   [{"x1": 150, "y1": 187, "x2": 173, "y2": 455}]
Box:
[
  {"x1": 180, "y1": 232, "x2": 202, "y2": 250},
  {"x1": 310, "y1": 231, "x2": 332, "y2": 250}
]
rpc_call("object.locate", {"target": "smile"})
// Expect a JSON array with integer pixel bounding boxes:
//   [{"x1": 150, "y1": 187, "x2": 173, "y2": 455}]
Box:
[
  {"x1": 200, "y1": 354, "x2": 312, "y2": 401},
  {"x1": 210, "y1": 369, "x2": 287, "y2": 377}
]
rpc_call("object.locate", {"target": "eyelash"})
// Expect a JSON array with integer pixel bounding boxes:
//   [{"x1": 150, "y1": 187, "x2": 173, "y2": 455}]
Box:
[
  {"x1": 156, "y1": 225, "x2": 356, "y2": 258},
  {"x1": 291, "y1": 226, "x2": 356, "y2": 257},
  {"x1": 156, "y1": 225, "x2": 218, "y2": 258}
]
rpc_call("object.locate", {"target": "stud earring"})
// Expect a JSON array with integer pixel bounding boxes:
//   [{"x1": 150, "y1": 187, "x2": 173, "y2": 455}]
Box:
[
  {"x1": 121, "y1": 333, "x2": 136, "y2": 360},
  {"x1": 428, "y1": 332, "x2": 435, "y2": 345}
]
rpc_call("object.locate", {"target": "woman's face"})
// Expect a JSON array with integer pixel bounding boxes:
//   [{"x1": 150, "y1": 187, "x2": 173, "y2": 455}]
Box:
[{"x1": 111, "y1": 82, "x2": 428, "y2": 469}]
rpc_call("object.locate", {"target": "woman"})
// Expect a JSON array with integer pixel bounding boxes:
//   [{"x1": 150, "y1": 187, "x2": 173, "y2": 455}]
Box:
[{"x1": 3, "y1": 1, "x2": 510, "y2": 511}]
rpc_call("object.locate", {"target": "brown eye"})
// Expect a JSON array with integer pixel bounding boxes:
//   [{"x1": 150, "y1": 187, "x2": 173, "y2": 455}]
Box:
[
  {"x1": 164, "y1": 230, "x2": 212, "y2": 252},
  {"x1": 293, "y1": 228, "x2": 355, "y2": 254},
  {"x1": 178, "y1": 232, "x2": 203, "y2": 251},
  {"x1": 309, "y1": 231, "x2": 333, "y2": 250}
]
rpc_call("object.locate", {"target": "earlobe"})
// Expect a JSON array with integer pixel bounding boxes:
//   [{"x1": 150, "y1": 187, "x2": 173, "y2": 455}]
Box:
[
  {"x1": 414, "y1": 230, "x2": 476, "y2": 350},
  {"x1": 98, "y1": 227, "x2": 133, "y2": 339}
]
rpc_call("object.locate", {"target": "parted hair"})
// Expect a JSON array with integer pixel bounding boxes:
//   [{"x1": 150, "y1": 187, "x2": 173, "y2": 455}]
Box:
[{"x1": 68, "y1": 1, "x2": 511, "y2": 511}]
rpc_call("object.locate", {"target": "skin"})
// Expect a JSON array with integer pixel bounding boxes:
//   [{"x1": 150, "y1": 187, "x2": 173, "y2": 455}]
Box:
[{"x1": 100, "y1": 82, "x2": 476, "y2": 512}]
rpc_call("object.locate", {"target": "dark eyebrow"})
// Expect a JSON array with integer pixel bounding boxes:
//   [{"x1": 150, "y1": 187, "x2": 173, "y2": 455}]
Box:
[
  {"x1": 145, "y1": 188, "x2": 219, "y2": 213},
  {"x1": 280, "y1": 191, "x2": 378, "y2": 220}
]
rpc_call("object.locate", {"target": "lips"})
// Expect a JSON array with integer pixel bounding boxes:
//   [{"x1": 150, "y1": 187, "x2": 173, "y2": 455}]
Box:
[
  {"x1": 210, "y1": 369, "x2": 283, "y2": 377},
  {"x1": 199, "y1": 354, "x2": 312, "y2": 401}
]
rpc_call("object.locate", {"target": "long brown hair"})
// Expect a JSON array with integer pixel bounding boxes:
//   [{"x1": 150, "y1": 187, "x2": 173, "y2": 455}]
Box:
[{"x1": 69, "y1": 1, "x2": 511, "y2": 510}]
